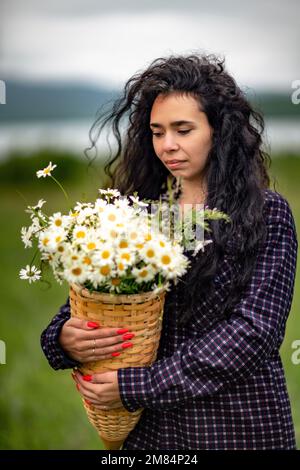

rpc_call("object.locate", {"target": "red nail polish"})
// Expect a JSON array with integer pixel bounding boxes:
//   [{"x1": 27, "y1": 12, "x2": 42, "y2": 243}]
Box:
[
  {"x1": 122, "y1": 342, "x2": 133, "y2": 349},
  {"x1": 117, "y1": 328, "x2": 129, "y2": 335},
  {"x1": 111, "y1": 352, "x2": 121, "y2": 357},
  {"x1": 76, "y1": 383, "x2": 80, "y2": 391},
  {"x1": 85, "y1": 399, "x2": 92, "y2": 405},
  {"x1": 123, "y1": 333, "x2": 135, "y2": 340},
  {"x1": 87, "y1": 321, "x2": 100, "y2": 328},
  {"x1": 83, "y1": 375, "x2": 92, "y2": 382}
]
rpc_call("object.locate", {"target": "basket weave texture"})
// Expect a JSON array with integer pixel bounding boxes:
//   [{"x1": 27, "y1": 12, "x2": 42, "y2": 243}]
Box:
[{"x1": 69, "y1": 283, "x2": 166, "y2": 450}]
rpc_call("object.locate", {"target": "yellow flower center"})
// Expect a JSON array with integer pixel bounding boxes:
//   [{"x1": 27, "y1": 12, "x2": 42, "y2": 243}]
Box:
[
  {"x1": 72, "y1": 267, "x2": 82, "y2": 276},
  {"x1": 140, "y1": 269, "x2": 148, "y2": 278},
  {"x1": 55, "y1": 219, "x2": 62, "y2": 226},
  {"x1": 87, "y1": 242, "x2": 96, "y2": 250},
  {"x1": 112, "y1": 278, "x2": 121, "y2": 286},
  {"x1": 102, "y1": 250, "x2": 110, "y2": 259},
  {"x1": 159, "y1": 241, "x2": 166, "y2": 247},
  {"x1": 108, "y1": 213, "x2": 116, "y2": 222},
  {"x1": 121, "y1": 253, "x2": 130, "y2": 261},
  {"x1": 76, "y1": 231, "x2": 85, "y2": 238},
  {"x1": 119, "y1": 240, "x2": 128, "y2": 249},
  {"x1": 42, "y1": 237, "x2": 49, "y2": 246},
  {"x1": 146, "y1": 249, "x2": 155, "y2": 258},
  {"x1": 118, "y1": 262, "x2": 125, "y2": 271},
  {"x1": 55, "y1": 236, "x2": 62, "y2": 243},
  {"x1": 58, "y1": 246, "x2": 64, "y2": 252},
  {"x1": 100, "y1": 265, "x2": 110, "y2": 276},
  {"x1": 161, "y1": 255, "x2": 171, "y2": 265},
  {"x1": 83, "y1": 256, "x2": 92, "y2": 265}
]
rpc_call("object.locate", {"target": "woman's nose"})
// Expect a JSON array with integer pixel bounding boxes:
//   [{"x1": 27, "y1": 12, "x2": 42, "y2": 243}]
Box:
[{"x1": 161, "y1": 133, "x2": 179, "y2": 152}]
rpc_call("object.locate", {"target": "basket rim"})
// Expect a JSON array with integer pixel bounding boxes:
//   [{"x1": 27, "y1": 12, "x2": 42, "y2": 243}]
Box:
[{"x1": 70, "y1": 283, "x2": 166, "y2": 304}]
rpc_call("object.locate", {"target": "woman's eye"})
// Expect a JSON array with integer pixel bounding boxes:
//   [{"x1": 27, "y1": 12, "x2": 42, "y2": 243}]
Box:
[
  {"x1": 178, "y1": 130, "x2": 191, "y2": 135},
  {"x1": 152, "y1": 133, "x2": 163, "y2": 137}
]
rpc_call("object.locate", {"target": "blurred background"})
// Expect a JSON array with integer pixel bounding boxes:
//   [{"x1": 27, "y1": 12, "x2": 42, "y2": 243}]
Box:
[{"x1": 0, "y1": 0, "x2": 299, "y2": 450}]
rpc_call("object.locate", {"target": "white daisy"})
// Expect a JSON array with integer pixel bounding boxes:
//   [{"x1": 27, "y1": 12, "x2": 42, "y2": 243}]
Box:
[
  {"x1": 19, "y1": 265, "x2": 41, "y2": 283},
  {"x1": 32, "y1": 199, "x2": 46, "y2": 210},
  {"x1": 47, "y1": 228, "x2": 67, "y2": 251},
  {"x1": 64, "y1": 263, "x2": 88, "y2": 285},
  {"x1": 92, "y1": 242, "x2": 115, "y2": 266},
  {"x1": 76, "y1": 207, "x2": 97, "y2": 226},
  {"x1": 140, "y1": 241, "x2": 161, "y2": 263},
  {"x1": 73, "y1": 225, "x2": 89, "y2": 244},
  {"x1": 129, "y1": 195, "x2": 149, "y2": 208},
  {"x1": 36, "y1": 161, "x2": 57, "y2": 178},
  {"x1": 49, "y1": 212, "x2": 71, "y2": 230},
  {"x1": 132, "y1": 265, "x2": 156, "y2": 283},
  {"x1": 98, "y1": 188, "x2": 121, "y2": 198},
  {"x1": 114, "y1": 259, "x2": 128, "y2": 277},
  {"x1": 21, "y1": 226, "x2": 34, "y2": 248}
]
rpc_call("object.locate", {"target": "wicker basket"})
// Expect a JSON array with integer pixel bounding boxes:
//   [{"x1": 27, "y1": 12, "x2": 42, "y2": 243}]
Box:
[{"x1": 69, "y1": 283, "x2": 166, "y2": 450}]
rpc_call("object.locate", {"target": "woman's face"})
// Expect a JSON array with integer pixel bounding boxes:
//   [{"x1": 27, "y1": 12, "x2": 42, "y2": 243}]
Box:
[{"x1": 150, "y1": 92, "x2": 213, "y2": 183}]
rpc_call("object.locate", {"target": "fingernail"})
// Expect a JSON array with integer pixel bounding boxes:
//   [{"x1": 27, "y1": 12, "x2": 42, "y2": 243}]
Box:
[
  {"x1": 111, "y1": 352, "x2": 121, "y2": 357},
  {"x1": 122, "y1": 333, "x2": 135, "y2": 340},
  {"x1": 122, "y1": 342, "x2": 133, "y2": 349},
  {"x1": 85, "y1": 399, "x2": 92, "y2": 405},
  {"x1": 83, "y1": 375, "x2": 92, "y2": 382},
  {"x1": 76, "y1": 383, "x2": 80, "y2": 391},
  {"x1": 87, "y1": 321, "x2": 100, "y2": 328},
  {"x1": 117, "y1": 328, "x2": 129, "y2": 335}
]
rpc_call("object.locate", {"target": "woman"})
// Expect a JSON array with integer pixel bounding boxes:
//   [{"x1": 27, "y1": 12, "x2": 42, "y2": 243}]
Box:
[{"x1": 41, "y1": 53, "x2": 298, "y2": 450}]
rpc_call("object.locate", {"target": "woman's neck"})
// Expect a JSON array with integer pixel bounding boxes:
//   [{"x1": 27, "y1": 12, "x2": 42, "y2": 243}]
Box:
[{"x1": 178, "y1": 179, "x2": 207, "y2": 205}]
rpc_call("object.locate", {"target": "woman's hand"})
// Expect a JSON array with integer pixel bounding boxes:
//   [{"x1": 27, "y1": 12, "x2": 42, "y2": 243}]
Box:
[
  {"x1": 73, "y1": 370, "x2": 123, "y2": 410},
  {"x1": 58, "y1": 318, "x2": 134, "y2": 363}
]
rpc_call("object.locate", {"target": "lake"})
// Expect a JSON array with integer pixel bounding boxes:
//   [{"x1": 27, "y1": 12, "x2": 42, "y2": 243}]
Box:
[{"x1": 0, "y1": 118, "x2": 299, "y2": 159}]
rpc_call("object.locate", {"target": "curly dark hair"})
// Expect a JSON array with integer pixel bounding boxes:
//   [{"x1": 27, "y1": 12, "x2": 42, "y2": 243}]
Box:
[{"x1": 85, "y1": 53, "x2": 271, "y2": 325}]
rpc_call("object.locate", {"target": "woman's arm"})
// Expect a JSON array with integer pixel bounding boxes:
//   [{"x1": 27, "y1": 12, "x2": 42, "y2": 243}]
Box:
[
  {"x1": 40, "y1": 298, "x2": 80, "y2": 370},
  {"x1": 118, "y1": 194, "x2": 298, "y2": 412}
]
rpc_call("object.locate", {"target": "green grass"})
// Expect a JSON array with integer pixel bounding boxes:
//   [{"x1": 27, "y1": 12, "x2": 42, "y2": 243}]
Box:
[{"x1": 0, "y1": 154, "x2": 299, "y2": 449}]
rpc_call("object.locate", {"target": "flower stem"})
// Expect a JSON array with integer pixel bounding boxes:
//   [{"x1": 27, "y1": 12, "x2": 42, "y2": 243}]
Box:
[
  {"x1": 30, "y1": 248, "x2": 39, "y2": 267},
  {"x1": 50, "y1": 175, "x2": 71, "y2": 207}
]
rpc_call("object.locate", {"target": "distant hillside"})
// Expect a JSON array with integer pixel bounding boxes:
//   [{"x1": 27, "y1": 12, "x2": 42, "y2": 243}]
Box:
[
  {"x1": 249, "y1": 92, "x2": 300, "y2": 118},
  {"x1": 0, "y1": 79, "x2": 299, "y2": 122},
  {"x1": 0, "y1": 79, "x2": 120, "y2": 122}
]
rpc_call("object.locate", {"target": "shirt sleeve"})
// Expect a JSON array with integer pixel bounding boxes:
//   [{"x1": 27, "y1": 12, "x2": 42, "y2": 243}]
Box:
[
  {"x1": 118, "y1": 196, "x2": 298, "y2": 412},
  {"x1": 40, "y1": 298, "x2": 80, "y2": 370}
]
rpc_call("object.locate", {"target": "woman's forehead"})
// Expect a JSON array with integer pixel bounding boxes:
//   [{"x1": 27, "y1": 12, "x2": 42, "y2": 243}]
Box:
[{"x1": 150, "y1": 92, "x2": 202, "y2": 123}]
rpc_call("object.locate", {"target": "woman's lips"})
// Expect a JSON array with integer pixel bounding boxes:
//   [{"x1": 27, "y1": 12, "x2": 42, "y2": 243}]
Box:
[{"x1": 165, "y1": 160, "x2": 187, "y2": 169}]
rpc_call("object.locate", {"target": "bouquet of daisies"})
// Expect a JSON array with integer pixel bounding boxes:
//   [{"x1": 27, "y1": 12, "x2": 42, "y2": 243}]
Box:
[{"x1": 20, "y1": 162, "x2": 228, "y2": 293}]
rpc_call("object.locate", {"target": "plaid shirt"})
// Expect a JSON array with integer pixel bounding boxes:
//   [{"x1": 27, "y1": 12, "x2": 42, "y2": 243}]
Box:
[{"x1": 41, "y1": 189, "x2": 298, "y2": 450}]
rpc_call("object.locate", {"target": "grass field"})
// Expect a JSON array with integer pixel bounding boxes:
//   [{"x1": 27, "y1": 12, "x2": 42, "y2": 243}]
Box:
[{"x1": 0, "y1": 153, "x2": 299, "y2": 449}]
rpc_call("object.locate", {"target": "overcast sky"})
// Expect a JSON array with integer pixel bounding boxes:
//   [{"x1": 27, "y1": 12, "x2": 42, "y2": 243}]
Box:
[{"x1": 0, "y1": 0, "x2": 299, "y2": 91}]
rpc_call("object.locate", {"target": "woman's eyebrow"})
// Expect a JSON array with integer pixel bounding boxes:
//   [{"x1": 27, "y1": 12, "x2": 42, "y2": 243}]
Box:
[{"x1": 150, "y1": 120, "x2": 195, "y2": 128}]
